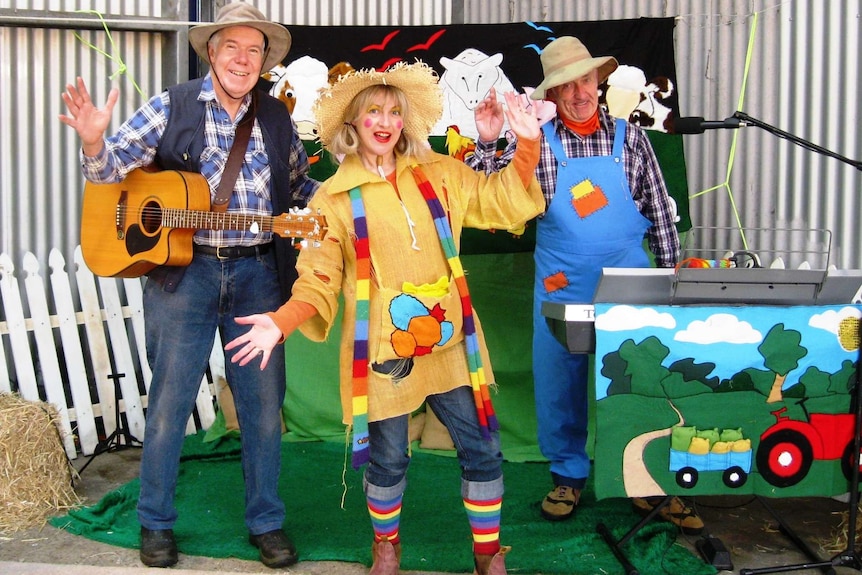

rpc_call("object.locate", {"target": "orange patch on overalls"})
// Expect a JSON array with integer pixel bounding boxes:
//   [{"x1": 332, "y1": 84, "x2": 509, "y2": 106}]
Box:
[
  {"x1": 570, "y1": 179, "x2": 608, "y2": 218},
  {"x1": 543, "y1": 271, "x2": 569, "y2": 294}
]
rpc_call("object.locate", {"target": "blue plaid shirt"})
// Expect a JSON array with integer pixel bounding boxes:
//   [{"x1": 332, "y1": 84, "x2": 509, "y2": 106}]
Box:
[
  {"x1": 466, "y1": 109, "x2": 679, "y2": 267},
  {"x1": 81, "y1": 74, "x2": 319, "y2": 247}
]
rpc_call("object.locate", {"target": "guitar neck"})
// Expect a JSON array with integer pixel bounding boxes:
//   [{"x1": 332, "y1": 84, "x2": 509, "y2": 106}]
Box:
[
  {"x1": 162, "y1": 209, "x2": 274, "y2": 233},
  {"x1": 159, "y1": 207, "x2": 324, "y2": 241}
]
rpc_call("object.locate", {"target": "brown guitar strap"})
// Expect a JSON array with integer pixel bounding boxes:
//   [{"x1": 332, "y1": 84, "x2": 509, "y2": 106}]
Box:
[{"x1": 211, "y1": 95, "x2": 256, "y2": 213}]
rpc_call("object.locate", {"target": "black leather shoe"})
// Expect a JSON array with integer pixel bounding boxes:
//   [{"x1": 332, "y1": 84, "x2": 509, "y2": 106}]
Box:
[
  {"x1": 140, "y1": 526, "x2": 178, "y2": 568},
  {"x1": 249, "y1": 529, "x2": 298, "y2": 568}
]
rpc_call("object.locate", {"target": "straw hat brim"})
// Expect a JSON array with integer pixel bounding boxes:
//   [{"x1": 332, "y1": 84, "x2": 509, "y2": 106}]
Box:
[
  {"x1": 313, "y1": 61, "x2": 444, "y2": 148},
  {"x1": 188, "y1": 20, "x2": 291, "y2": 73},
  {"x1": 530, "y1": 56, "x2": 618, "y2": 100}
]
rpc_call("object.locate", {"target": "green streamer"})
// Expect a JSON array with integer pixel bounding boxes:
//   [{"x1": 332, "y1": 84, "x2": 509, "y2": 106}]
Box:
[
  {"x1": 689, "y1": 10, "x2": 761, "y2": 250},
  {"x1": 73, "y1": 10, "x2": 146, "y2": 100}
]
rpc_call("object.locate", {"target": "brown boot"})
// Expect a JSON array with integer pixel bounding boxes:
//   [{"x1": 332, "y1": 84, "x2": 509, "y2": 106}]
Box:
[
  {"x1": 473, "y1": 545, "x2": 511, "y2": 575},
  {"x1": 541, "y1": 485, "x2": 580, "y2": 521},
  {"x1": 632, "y1": 496, "x2": 705, "y2": 536},
  {"x1": 370, "y1": 539, "x2": 401, "y2": 575}
]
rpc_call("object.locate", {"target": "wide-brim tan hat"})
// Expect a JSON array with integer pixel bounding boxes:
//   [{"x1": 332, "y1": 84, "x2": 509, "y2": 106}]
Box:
[
  {"x1": 313, "y1": 61, "x2": 444, "y2": 148},
  {"x1": 188, "y1": 1, "x2": 291, "y2": 73},
  {"x1": 531, "y1": 36, "x2": 618, "y2": 100}
]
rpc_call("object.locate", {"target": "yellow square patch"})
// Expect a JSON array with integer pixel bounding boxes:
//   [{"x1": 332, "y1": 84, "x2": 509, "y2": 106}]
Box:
[{"x1": 569, "y1": 179, "x2": 608, "y2": 218}]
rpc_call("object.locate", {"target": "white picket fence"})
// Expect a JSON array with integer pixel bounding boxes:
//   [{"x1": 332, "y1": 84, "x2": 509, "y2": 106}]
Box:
[{"x1": 0, "y1": 246, "x2": 221, "y2": 460}]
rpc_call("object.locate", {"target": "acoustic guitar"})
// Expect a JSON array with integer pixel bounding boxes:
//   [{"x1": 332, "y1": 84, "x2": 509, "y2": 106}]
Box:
[{"x1": 80, "y1": 168, "x2": 327, "y2": 278}]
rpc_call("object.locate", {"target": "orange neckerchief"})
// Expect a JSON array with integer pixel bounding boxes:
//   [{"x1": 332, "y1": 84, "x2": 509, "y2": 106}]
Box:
[{"x1": 561, "y1": 108, "x2": 600, "y2": 136}]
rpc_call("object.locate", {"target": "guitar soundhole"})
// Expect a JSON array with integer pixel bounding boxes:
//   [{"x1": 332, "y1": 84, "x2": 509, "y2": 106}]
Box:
[{"x1": 141, "y1": 200, "x2": 163, "y2": 235}]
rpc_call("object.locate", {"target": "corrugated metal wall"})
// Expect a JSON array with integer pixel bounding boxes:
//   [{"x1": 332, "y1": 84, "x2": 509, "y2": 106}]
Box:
[
  {"x1": 258, "y1": 0, "x2": 453, "y2": 26},
  {"x1": 0, "y1": 0, "x2": 184, "y2": 274},
  {"x1": 1, "y1": 0, "x2": 860, "y2": 275}
]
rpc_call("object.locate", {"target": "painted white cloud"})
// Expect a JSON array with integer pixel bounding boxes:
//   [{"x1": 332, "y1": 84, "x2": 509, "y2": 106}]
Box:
[
  {"x1": 674, "y1": 313, "x2": 762, "y2": 344},
  {"x1": 809, "y1": 306, "x2": 862, "y2": 334},
  {"x1": 595, "y1": 305, "x2": 676, "y2": 331}
]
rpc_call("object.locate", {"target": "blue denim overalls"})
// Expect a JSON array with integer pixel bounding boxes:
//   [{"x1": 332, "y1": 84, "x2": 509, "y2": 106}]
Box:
[{"x1": 532, "y1": 119, "x2": 651, "y2": 487}]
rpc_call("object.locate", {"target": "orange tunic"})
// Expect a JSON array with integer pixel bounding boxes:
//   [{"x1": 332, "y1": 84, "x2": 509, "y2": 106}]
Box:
[{"x1": 275, "y1": 142, "x2": 542, "y2": 424}]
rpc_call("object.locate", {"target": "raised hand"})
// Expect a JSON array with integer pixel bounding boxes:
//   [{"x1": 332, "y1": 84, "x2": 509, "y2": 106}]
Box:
[
  {"x1": 59, "y1": 77, "x2": 119, "y2": 156},
  {"x1": 473, "y1": 87, "x2": 505, "y2": 143},
  {"x1": 501, "y1": 91, "x2": 540, "y2": 141}
]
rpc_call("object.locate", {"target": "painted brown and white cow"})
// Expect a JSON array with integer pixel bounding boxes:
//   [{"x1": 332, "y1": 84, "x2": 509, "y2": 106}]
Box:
[
  {"x1": 263, "y1": 55, "x2": 332, "y2": 141},
  {"x1": 603, "y1": 64, "x2": 675, "y2": 133}
]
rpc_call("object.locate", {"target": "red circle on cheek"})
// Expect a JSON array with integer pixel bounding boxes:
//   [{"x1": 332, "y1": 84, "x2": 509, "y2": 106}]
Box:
[
  {"x1": 363, "y1": 119, "x2": 373, "y2": 128},
  {"x1": 396, "y1": 120, "x2": 403, "y2": 130}
]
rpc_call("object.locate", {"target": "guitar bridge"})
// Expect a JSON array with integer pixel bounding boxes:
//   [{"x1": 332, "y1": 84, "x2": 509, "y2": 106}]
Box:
[{"x1": 116, "y1": 190, "x2": 127, "y2": 240}]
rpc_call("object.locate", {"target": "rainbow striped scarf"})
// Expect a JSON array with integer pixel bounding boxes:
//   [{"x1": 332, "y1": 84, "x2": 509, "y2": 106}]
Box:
[
  {"x1": 347, "y1": 166, "x2": 500, "y2": 469},
  {"x1": 410, "y1": 165, "x2": 498, "y2": 439},
  {"x1": 349, "y1": 187, "x2": 371, "y2": 468}
]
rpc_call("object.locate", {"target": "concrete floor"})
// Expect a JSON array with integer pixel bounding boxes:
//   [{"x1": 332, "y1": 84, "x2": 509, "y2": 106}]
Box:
[{"x1": 1, "y1": 447, "x2": 860, "y2": 575}]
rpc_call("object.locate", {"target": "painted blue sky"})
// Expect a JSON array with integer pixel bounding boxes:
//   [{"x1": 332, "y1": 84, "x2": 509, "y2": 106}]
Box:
[{"x1": 593, "y1": 304, "x2": 862, "y2": 400}]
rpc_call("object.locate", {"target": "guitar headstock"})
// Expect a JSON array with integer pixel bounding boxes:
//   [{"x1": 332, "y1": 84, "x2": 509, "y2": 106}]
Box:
[{"x1": 272, "y1": 208, "x2": 328, "y2": 246}]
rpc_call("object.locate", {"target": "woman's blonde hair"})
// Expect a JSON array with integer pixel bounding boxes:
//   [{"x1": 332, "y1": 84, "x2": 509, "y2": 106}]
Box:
[{"x1": 326, "y1": 84, "x2": 431, "y2": 160}]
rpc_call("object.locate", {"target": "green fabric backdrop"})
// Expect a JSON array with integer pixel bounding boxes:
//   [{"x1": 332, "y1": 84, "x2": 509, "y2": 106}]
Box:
[{"x1": 277, "y1": 251, "x2": 547, "y2": 462}]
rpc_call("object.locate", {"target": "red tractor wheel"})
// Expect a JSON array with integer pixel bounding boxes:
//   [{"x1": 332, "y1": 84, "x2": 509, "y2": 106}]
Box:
[
  {"x1": 841, "y1": 440, "x2": 862, "y2": 483},
  {"x1": 756, "y1": 429, "x2": 813, "y2": 487}
]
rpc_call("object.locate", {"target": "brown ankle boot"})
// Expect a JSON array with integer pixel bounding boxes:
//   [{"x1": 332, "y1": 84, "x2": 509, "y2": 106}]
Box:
[
  {"x1": 473, "y1": 545, "x2": 510, "y2": 575},
  {"x1": 370, "y1": 539, "x2": 401, "y2": 575}
]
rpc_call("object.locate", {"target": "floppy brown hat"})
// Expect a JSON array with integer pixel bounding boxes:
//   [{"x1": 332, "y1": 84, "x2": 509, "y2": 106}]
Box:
[
  {"x1": 530, "y1": 36, "x2": 618, "y2": 100},
  {"x1": 188, "y1": 1, "x2": 291, "y2": 73}
]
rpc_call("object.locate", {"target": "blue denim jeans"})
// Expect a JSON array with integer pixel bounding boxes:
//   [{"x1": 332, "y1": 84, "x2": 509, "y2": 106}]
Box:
[
  {"x1": 363, "y1": 385, "x2": 504, "y2": 501},
  {"x1": 137, "y1": 250, "x2": 286, "y2": 535}
]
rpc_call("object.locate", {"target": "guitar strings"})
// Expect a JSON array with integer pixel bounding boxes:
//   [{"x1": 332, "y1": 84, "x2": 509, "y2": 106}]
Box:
[{"x1": 115, "y1": 205, "x2": 323, "y2": 236}]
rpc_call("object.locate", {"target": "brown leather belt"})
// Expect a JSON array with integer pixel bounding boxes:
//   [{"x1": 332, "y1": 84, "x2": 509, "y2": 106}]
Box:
[{"x1": 193, "y1": 242, "x2": 272, "y2": 260}]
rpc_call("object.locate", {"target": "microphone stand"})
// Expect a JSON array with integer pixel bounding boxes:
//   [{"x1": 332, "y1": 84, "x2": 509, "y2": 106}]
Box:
[
  {"x1": 729, "y1": 110, "x2": 862, "y2": 574},
  {"x1": 732, "y1": 111, "x2": 862, "y2": 171}
]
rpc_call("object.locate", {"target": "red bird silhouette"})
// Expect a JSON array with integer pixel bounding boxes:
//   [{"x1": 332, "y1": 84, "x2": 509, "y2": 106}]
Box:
[
  {"x1": 361, "y1": 30, "x2": 400, "y2": 52},
  {"x1": 377, "y1": 57, "x2": 403, "y2": 71},
  {"x1": 407, "y1": 29, "x2": 446, "y2": 52}
]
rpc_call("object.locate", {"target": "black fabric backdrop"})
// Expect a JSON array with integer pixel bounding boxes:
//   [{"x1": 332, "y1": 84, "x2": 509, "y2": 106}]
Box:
[
  {"x1": 270, "y1": 17, "x2": 691, "y2": 249},
  {"x1": 281, "y1": 19, "x2": 680, "y2": 113}
]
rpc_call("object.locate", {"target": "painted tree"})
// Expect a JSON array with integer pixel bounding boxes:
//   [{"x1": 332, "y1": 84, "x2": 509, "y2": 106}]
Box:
[
  {"x1": 618, "y1": 336, "x2": 671, "y2": 398},
  {"x1": 668, "y1": 357, "x2": 720, "y2": 389},
  {"x1": 828, "y1": 359, "x2": 858, "y2": 394},
  {"x1": 757, "y1": 323, "x2": 807, "y2": 403},
  {"x1": 601, "y1": 349, "x2": 631, "y2": 395}
]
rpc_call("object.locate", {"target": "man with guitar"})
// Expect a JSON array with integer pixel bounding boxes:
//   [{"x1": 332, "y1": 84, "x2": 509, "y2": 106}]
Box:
[{"x1": 59, "y1": 2, "x2": 318, "y2": 569}]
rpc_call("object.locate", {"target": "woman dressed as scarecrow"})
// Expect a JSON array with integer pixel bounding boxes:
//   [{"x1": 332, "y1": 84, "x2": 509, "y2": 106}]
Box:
[{"x1": 226, "y1": 61, "x2": 543, "y2": 575}]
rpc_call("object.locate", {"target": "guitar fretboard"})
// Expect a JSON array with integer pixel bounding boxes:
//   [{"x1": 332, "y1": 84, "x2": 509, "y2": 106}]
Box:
[
  {"x1": 161, "y1": 209, "x2": 274, "y2": 232},
  {"x1": 133, "y1": 206, "x2": 325, "y2": 240}
]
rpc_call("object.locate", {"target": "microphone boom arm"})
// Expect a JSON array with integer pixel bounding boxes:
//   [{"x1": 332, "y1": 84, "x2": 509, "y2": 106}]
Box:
[{"x1": 732, "y1": 111, "x2": 862, "y2": 171}]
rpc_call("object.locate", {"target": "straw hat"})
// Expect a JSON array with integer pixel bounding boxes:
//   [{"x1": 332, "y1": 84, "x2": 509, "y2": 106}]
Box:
[
  {"x1": 313, "y1": 61, "x2": 444, "y2": 148},
  {"x1": 530, "y1": 36, "x2": 618, "y2": 100},
  {"x1": 188, "y1": 1, "x2": 291, "y2": 73}
]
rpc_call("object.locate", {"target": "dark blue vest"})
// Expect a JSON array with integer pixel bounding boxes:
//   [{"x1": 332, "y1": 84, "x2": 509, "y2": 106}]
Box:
[{"x1": 150, "y1": 78, "x2": 301, "y2": 299}]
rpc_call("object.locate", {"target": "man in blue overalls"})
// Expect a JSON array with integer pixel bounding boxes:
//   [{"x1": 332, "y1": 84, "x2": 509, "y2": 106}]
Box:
[{"x1": 467, "y1": 36, "x2": 702, "y2": 535}]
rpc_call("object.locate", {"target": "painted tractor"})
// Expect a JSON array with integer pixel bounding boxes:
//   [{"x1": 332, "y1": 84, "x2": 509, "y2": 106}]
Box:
[{"x1": 756, "y1": 406, "x2": 858, "y2": 487}]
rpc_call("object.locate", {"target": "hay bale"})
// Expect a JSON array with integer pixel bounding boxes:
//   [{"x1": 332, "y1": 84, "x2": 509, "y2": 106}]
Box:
[
  {"x1": 821, "y1": 505, "x2": 862, "y2": 554},
  {"x1": 0, "y1": 392, "x2": 81, "y2": 533}
]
